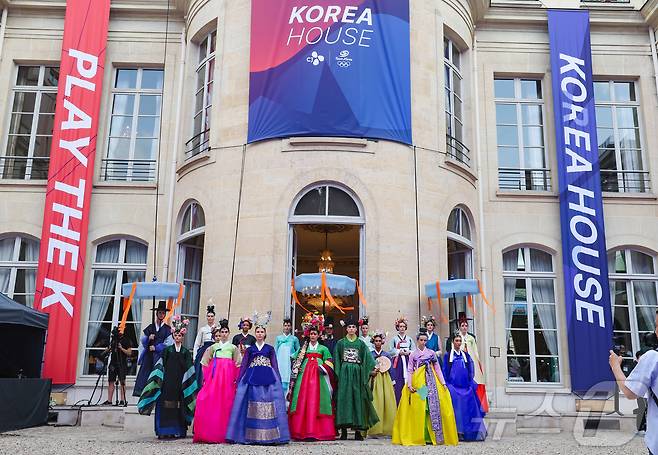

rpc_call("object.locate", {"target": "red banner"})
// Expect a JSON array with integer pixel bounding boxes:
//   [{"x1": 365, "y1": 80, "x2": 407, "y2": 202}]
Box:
[{"x1": 34, "y1": 0, "x2": 111, "y2": 384}]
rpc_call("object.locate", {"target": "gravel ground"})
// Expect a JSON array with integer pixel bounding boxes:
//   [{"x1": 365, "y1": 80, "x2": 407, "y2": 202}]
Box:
[{"x1": 0, "y1": 425, "x2": 646, "y2": 455}]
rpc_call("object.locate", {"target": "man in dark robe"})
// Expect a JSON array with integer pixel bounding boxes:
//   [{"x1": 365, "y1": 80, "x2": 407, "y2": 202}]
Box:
[{"x1": 133, "y1": 301, "x2": 172, "y2": 397}]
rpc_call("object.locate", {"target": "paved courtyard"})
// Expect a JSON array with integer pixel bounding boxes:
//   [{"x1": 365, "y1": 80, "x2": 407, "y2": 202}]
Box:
[{"x1": 0, "y1": 425, "x2": 646, "y2": 455}]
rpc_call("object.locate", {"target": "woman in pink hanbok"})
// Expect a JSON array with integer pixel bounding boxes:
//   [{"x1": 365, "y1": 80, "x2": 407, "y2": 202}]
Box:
[{"x1": 193, "y1": 319, "x2": 239, "y2": 443}]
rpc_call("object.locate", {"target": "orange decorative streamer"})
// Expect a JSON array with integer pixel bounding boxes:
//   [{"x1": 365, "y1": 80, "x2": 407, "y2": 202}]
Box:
[
  {"x1": 164, "y1": 284, "x2": 185, "y2": 323},
  {"x1": 467, "y1": 294, "x2": 476, "y2": 317},
  {"x1": 291, "y1": 277, "x2": 313, "y2": 314},
  {"x1": 427, "y1": 296, "x2": 432, "y2": 312},
  {"x1": 356, "y1": 280, "x2": 367, "y2": 307},
  {"x1": 118, "y1": 282, "x2": 137, "y2": 335},
  {"x1": 477, "y1": 279, "x2": 496, "y2": 314},
  {"x1": 436, "y1": 281, "x2": 448, "y2": 323}
]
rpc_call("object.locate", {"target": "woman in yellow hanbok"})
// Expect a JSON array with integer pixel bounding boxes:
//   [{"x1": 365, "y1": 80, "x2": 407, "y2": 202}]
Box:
[
  {"x1": 368, "y1": 331, "x2": 397, "y2": 436},
  {"x1": 392, "y1": 330, "x2": 458, "y2": 446}
]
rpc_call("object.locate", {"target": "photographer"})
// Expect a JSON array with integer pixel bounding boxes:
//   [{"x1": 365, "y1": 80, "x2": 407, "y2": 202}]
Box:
[
  {"x1": 102, "y1": 327, "x2": 132, "y2": 406},
  {"x1": 609, "y1": 310, "x2": 658, "y2": 455}
]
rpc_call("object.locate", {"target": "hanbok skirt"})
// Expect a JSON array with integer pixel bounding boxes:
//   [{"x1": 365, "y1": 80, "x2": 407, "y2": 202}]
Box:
[
  {"x1": 193, "y1": 358, "x2": 238, "y2": 443},
  {"x1": 226, "y1": 379, "x2": 290, "y2": 444},
  {"x1": 194, "y1": 341, "x2": 213, "y2": 387},
  {"x1": 155, "y1": 399, "x2": 187, "y2": 437},
  {"x1": 368, "y1": 371, "x2": 397, "y2": 436},
  {"x1": 392, "y1": 365, "x2": 458, "y2": 446},
  {"x1": 447, "y1": 382, "x2": 487, "y2": 441},
  {"x1": 288, "y1": 358, "x2": 335, "y2": 441},
  {"x1": 389, "y1": 354, "x2": 410, "y2": 403}
]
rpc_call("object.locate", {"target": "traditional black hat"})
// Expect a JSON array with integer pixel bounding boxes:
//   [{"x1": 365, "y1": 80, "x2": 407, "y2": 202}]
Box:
[
  {"x1": 325, "y1": 316, "x2": 335, "y2": 328},
  {"x1": 152, "y1": 300, "x2": 167, "y2": 312},
  {"x1": 206, "y1": 305, "x2": 216, "y2": 316}
]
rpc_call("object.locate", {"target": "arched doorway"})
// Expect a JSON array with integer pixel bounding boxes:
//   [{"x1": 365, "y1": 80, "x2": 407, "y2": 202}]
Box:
[
  {"x1": 287, "y1": 183, "x2": 365, "y2": 337},
  {"x1": 447, "y1": 206, "x2": 474, "y2": 336}
]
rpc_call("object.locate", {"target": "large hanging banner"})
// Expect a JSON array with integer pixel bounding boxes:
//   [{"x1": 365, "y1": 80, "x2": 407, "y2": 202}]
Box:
[
  {"x1": 34, "y1": 0, "x2": 111, "y2": 384},
  {"x1": 248, "y1": 0, "x2": 412, "y2": 144},
  {"x1": 547, "y1": 10, "x2": 613, "y2": 396}
]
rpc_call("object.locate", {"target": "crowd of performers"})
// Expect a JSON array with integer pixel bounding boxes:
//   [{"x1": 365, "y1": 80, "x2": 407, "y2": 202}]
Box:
[{"x1": 135, "y1": 302, "x2": 488, "y2": 446}]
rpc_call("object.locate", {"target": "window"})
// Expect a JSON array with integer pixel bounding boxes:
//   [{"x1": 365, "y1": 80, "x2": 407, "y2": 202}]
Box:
[
  {"x1": 293, "y1": 185, "x2": 361, "y2": 218},
  {"x1": 595, "y1": 81, "x2": 648, "y2": 193},
  {"x1": 177, "y1": 202, "x2": 206, "y2": 349},
  {"x1": 0, "y1": 235, "x2": 39, "y2": 307},
  {"x1": 444, "y1": 38, "x2": 469, "y2": 166},
  {"x1": 2, "y1": 65, "x2": 58, "y2": 180},
  {"x1": 494, "y1": 78, "x2": 550, "y2": 191},
  {"x1": 609, "y1": 249, "x2": 658, "y2": 361},
  {"x1": 187, "y1": 31, "x2": 216, "y2": 158},
  {"x1": 447, "y1": 207, "x2": 474, "y2": 334},
  {"x1": 83, "y1": 238, "x2": 147, "y2": 376},
  {"x1": 504, "y1": 247, "x2": 560, "y2": 383},
  {"x1": 103, "y1": 68, "x2": 163, "y2": 182}
]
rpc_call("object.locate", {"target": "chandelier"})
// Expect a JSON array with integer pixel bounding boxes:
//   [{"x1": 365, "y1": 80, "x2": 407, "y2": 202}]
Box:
[{"x1": 317, "y1": 248, "x2": 334, "y2": 273}]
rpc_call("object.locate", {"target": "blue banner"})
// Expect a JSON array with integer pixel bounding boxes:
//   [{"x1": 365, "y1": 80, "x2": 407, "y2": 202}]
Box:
[
  {"x1": 248, "y1": 0, "x2": 411, "y2": 144},
  {"x1": 548, "y1": 10, "x2": 613, "y2": 395}
]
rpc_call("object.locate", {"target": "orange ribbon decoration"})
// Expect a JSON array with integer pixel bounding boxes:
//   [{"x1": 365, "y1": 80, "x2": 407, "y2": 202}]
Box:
[
  {"x1": 118, "y1": 282, "x2": 137, "y2": 335},
  {"x1": 164, "y1": 284, "x2": 185, "y2": 323},
  {"x1": 477, "y1": 279, "x2": 495, "y2": 314},
  {"x1": 291, "y1": 277, "x2": 314, "y2": 314},
  {"x1": 467, "y1": 294, "x2": 476, "y2": 317},
  {"x1": 435, "y1": 281, "x2": 448, "y2": 323},
  {"x1": 356, "y1": 280, "x2": 367, "y2": 308},
  {"x1": 426, "y1": 296, "x2": 432, "y2": 313}
]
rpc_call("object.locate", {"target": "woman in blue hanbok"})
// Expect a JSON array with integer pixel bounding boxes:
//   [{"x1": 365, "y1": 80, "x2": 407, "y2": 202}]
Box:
[
  {"x1": 442, "y1": 334, "x2": 487, "y2": 441},
  {"x1": 274, "y1": 318, "x2": 299, "y2": 393},
  {"x1": 226, "y1": 312, "x2": 290, "y2": 445}
]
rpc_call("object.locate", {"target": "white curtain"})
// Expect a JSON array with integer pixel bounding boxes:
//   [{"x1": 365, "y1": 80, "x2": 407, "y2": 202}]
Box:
[
  {"x1": 125, "y1": 271, "x2": 145, "y2": 342},
  {"x1": 86, "y1": 242, "x2": 120, "y2": 347},
  {"x1": 634, "y1": 281, "x2": 658, "y2": 335},
  {"x1": 532, "y1": 279, "x2": 558, "y2": 356},
  {"x1": 620, "y1": 148, "x2": 642, "y2": 193},
  {"x1": 0, "y1": 238, "x2": 15, "y2": 294},
  {"x1": 22, "y1": 239, "x2": 39, "y2": 307}
]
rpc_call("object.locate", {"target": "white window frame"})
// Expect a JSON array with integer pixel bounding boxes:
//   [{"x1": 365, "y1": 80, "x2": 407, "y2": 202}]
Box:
[
  {"x1": 176, "y1": 202, "x2": 206, "y2": 349},
  {"x1": 609, "y1": 248, "x2": 658, "y2": 359},
  {"x1": 0, "y1": 235, "x2": 39, "y2": 307},
  {"x1": 503, "y1": 247, "x2": 561, "y2": 384},
  {"x1": 594, "y1": 80, "x2": 647, "y2": 193},
  {"x1": 104, "y1": 67, "x2": 164, "y2": 182},
  {"x1": 444, "y1": 38, "x2": 469, "y2": 165},
  {"x1": 188, "y1": 31, "x2": 216, "y2": 158},
  {"x1": 447, "y1": 207, "x2": 475, "y2": 333},
  {"x1": 80, "y1": 238, "x2": 147, "y2": 378},
  {"x1": 494, "y1": 77, "x2": 550, "y2": 191},
  {"x1": 2, "y1": 65, "x2": 58, "y2": 180}
]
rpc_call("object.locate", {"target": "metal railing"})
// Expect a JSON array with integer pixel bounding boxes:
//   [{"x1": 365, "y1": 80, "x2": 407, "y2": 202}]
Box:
[
  {"x1": 499, "y1": 167, "x2": 552, "y2": 192},
  {"x1": 0, "y1": 156, "x2": 49, "y2": 180},
  {"x1": 600, "y1": 169, "x2": 651, "y2": 193},
  {"x1": 100, "y1": 158, "x2": 157, "y2": 182},
  {"x1": 582, "y1": 0, "x2": 630, "y2": 3},
  {"x1": 185, "y1": 128, "x2": 210, "y2": 159},
  {"x1": 445, "y1": 135, "x2": 471, "y2": 167}
]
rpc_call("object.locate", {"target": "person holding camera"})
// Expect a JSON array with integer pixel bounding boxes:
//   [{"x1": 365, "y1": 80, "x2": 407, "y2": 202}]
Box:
[
  {"x1": 102, "y1": 327, "x2": 132, "y2": 406},
  {"x1": 609, "y1": 310, "x2": 658, "y2": 455}
]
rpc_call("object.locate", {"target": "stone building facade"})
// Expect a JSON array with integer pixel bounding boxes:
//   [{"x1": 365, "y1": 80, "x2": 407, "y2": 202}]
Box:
[{"x1": 0, "y1": 0, "x2": 656, "y2": 416}]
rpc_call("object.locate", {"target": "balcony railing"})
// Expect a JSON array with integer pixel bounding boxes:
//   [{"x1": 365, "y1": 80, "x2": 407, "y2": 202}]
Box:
[
  {"x1": 100, "y1": 158, "x2": 157, "y2": 182},
  {"x1": 446, "y1": 135, "x2": 471, "y2": 167},
  {"x1": 600, "y1": 169, "x2": 651, "y2": 193},
  {"x1": 185, "y1": 128, "x2": 210, "y2": 159},
  {"x1": 0, "y1": 156, "x2": 49, "y2": 180},
  {"x1": 499, "y1": 167, "x2": 552, "y2": 192}
]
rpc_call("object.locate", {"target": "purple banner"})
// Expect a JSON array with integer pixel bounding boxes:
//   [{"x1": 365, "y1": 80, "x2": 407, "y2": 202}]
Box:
[{"x1": 548, "y1": 9, "x2": 613, "y2": 395}]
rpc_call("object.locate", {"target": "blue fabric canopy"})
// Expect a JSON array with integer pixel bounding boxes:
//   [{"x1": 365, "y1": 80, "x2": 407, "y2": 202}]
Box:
[
  {"x1": 121, "y1": 281, "x2": 183, "y2": 299},
  {"x1": 425, "y1": 279, "x2": 480, "y2": 299},
  {"x1": 294, "y1": 273, "x2": 356, "y2": 297}
]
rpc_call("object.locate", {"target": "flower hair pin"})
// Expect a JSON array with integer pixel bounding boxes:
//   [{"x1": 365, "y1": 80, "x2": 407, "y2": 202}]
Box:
[
  {"x1": 301, "y1": 312, "x2": 325, "y2": 337},
  {"x1": 171, "y1": 314, "x2": 190, "y2": 336}
]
